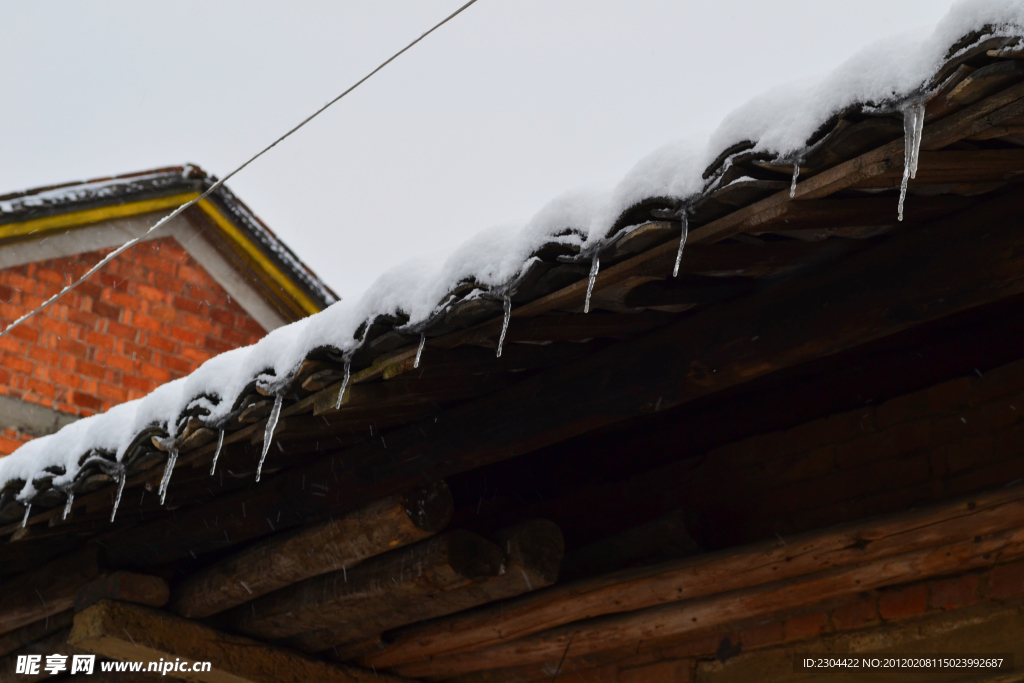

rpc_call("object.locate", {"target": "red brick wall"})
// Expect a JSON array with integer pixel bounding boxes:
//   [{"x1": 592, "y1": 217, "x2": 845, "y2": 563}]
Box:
[{"x1": 0, "y1": 237, "x2": 267, "y2": 454}]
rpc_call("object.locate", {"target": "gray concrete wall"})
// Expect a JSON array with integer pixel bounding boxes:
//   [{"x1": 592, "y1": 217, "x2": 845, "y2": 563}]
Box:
[{"x1": 0, "y1": 394, "x2": 79, "y2": 438}]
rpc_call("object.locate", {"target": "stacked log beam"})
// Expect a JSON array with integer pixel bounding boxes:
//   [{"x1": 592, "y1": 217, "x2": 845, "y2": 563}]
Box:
[
  {"x1": 171, "y1": 482, "x2": 453, "y2": 618},
  {"x1": 357, "y1": 485, "x2": 1024, "y2": 678}
]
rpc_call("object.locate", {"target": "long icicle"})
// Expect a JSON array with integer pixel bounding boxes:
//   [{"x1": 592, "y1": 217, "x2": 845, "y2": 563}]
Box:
[
  {"x1": 110, "y1": 468, "x2": 126, "y2": 523},
  {"x1": 21, "y1": 503, "x2": 31, "y2": 528},
  {"x1": 210, "y1": 429, "x2": 225, "y2": 476},
  {"x1": 497, "y1": 295, "x2": 512, "y2": 358},
  {"x1": 333, "y1": 361, "x2": 351, "y2": 411},
  {"x1": 62, "y1": 490, "x2": 74, "y2": 521},
  {"x1": 898, "y1": 103, "x2": 926, "y2": 221},
  {"x1": 584, "y1": 254, "x2": 600, "y2": 314},
  {"x1": 672, "y1": 212, "x2": 689, "y2": 278},
  {"x1": 789, "y1": 161, "x2": 800, "y2": 198},
  {"x1": 256, "y1": 394, "x2": 284, "y2": 483},
  {"x1": 158, "y1": 447, "x2": 179, "y2": 505},
  {"x1": 414, "y1": 333, "x2": 426, "y2": 369}
]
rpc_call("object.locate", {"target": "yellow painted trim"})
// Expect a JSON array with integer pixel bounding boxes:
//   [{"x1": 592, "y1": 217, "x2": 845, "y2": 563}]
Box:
[
  {"x1": 196, "y1": 199, "x2": 320, "y2": 315},
  {"x1": 0, "y1": 192, "x2": 201, "y2": 240},
  {"x1": 0, "y1": 191, "x2": 322, "y2": 316}
]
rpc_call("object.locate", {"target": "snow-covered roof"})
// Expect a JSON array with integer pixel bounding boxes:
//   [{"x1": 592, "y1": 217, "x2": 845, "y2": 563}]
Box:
[
  {"x1": 2, "y1": 0, "x2": 1023, "y2": 522},
  {"x1": 0, "y1": 165, "x2": 339, "y2": 314}
]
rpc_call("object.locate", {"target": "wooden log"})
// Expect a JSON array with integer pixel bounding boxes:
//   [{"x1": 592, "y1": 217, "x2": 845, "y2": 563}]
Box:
[
  {"x1": 363, "y1": 484, "x2": 1024, "y2": 672},
  {"x1": 0, "y1": 547, "x2": 101, "y2": 637},
  {"x1": 696, "y1": 598, "x2": 1024, "y2": 683},
  {"x1": 228, "y1": 529, "x2": 506, "y2": 641},
  {"x1": 68, "y1": 600, "x2": 406, "y2": 683},
  {"x1": 400, "y1": 523, "x2": 1024, "y2": 677},
  {"x1": 75, "y1": 572, "x2": 169, "y2": 613},
  {"x1": 0, "y1": 628, "x2": 75, "y2": 682},
  {"x1": 0, "y1": 610, "x2": 72, "y2": 658},
  {"x1": 300, "y1": 520, "x2": 564, "y2": 654},
  {"x1": 558, "y1": 509, "x2": 701, "y2": 582},
  {"x1": 171, "y1": 482, "x2": 453, "y2": 618}
]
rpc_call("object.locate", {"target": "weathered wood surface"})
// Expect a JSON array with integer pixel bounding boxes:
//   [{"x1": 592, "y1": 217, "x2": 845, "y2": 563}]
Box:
[
  {"x1": 102, "y1": 184, "x2": 1024, "y2": 570},
  {"x1": 229, "y1": 530, "x2": 506, "y2": 641},
  {"x1": 0, "y1": 547, "x2": 101, "y2": 637},
  {"x1": 75, "y1": 572, "x2": 169, "y2": 613},
  {"x1": 297, "y1": 520, "x2": 564, "y2": 653},
  {"x1": 400, "y1": 524, "x2": 1024, "y2": 677},
  {"x1": 698, "y1": 598, "x2": 1024, "y2": 683},
  {"x1": 558, "y1": 509, "x2": 701, "y2": 582},
  {"x1": 365, "y1": 484, "x2": 1024, "y2": 673},
  {"x1": 68, "y1": 600, "x2": 407, "y2": 683},
  {"x1": 171, "y1": 482, "x2": 453, "y2": 618},
  {"x1": 0, "y1": 628, "x2": 75, "y2": 682},
  {"x1": 0, "y1": 610, "x2": 72, "y2": 658},
  {"x1": 852, "y1": 149, "x2": 1024, "y2": 188}
]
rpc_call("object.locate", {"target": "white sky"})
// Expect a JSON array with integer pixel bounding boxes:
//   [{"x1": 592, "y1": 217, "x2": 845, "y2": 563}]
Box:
[{"x1": 1, "y1": 1, "x2": 951, "y2": 300}]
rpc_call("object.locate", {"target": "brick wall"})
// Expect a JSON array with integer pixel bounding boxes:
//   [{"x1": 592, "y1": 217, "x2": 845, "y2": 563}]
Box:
[{"x1": 0, "y1": 237, "x2": 266, "y2": 453}]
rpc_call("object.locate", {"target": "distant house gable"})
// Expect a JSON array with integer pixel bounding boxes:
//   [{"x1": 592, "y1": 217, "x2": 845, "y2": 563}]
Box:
[{"x1": 0, "y1": 167, "x2": 335, "y2": 452}]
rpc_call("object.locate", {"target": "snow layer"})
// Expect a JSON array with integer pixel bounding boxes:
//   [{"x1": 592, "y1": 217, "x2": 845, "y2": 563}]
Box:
[{"x1": 3, "y1": 0, "x2": 1024, "y2": 503}]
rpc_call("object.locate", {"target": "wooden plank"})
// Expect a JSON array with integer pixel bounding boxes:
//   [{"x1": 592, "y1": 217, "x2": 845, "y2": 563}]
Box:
[
  {"x1": 0, "y1": 610, "x2": 72, "y2": 658},
  {"x1": 852, "y1": 149, "x2": 1024, "y2": 188},
  {"x1": 400, "y1": 523, "x2": 1024, "y2": 677},
  {"x1": 296, "y1": 520, "x2": 564, "y2": 653},
  {"x1": 364, "y1": 484, "x2": 1024, "y2": 672},
  {"x1": 170, "y1": 482, "x2": 453, "y2": 618},
  {"x1": 741, "y1": 194, "x2": 974, "y2": 232},
  {"x1": 0, "y1": 628, "x2": 75, "y2": 682},
  {"x1": 227, "y1": 530, "x2": 506, "y2": 640},
  {"x1": 697, "y1": 598, "x2": 1024, "y2": 683},
  {"x1": 75, "y1": 572, "x2": 169, "y2": 612},
  {"x1": 0, "y1": 547, "x2": 101, "y2": 637},
  {"x1": 68, "y1": 600, "x2": 406, "y2": 683},
  {"x1": 689, "y1": 80, "x2": 1024, "y2": 244},
  {"x1": 100, "y1": 186, "x2": 1024, "y2": 569}
]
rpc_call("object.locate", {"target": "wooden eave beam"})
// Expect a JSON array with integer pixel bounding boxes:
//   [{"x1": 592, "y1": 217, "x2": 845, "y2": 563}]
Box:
[
  {"x1": 68, "y1": 600, "x2": 406, "y2": 683},
  {"x1": 98, "y1": 183, "x2": 1024, "y2": 569},
  {"x1": 11, "y1": 77, "x2": 1024, "y2": 562},
  {"x1": 383, "y1": 484, "x2": 1024, "y2": 678}
]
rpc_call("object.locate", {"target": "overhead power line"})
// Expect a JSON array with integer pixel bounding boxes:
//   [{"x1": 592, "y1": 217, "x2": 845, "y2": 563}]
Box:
[{"x1": 0, "y1": 0, "x2": 480, "y2": 340}]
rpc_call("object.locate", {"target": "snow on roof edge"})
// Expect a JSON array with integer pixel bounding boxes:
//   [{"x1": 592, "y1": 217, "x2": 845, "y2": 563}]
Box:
[{"x1": 2, "y1": 0, "x2": 1023, "y2": 506}]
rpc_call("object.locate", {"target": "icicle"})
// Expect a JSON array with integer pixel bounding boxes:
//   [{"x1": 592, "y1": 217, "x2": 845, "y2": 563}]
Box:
[
  {"x1": 62, "y1": 490, "x2": 74, "y2": 520},
  {"x1": 672, "y1": 213, "x2": 689, "y2": 278},
  {"x1": 898, "y1": 103, "x2": 926, "y2": 221},
  {"x1": 496, "y1": 295, "x2": 511, "y2": 358},
  {"x1": 789, "y1": 161, "x2": 800, "y2": 198},
  {"x1": 210, "y1": 429, "x2": 225, "y2": 476},
  {"x1": 584, "y1": 254, "x2": 600, "y2": 314},
  {"x1": 158, "y1": 447, "x2": 179, "y2": 505},
  {"x1": 256, "y1": 394, "x2": 284, "y2": 483},
  {"x1": 414, "y1": 334, "x2": 426, "y2": 369},
  {"x1": 110, "y1": 469, "x2": 126, "y2": 523},
  {"x1": 333, "y1": 361, "x2": 351, "y2": 410},
  {"x1": 21, "y1": 503, "x2": 31, "y2": 528}
]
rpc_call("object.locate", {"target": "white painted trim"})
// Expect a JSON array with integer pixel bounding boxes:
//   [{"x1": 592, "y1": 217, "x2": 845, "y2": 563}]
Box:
[{"x1": 0, "y1": 212, "x2": 287, "y2": 331}]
